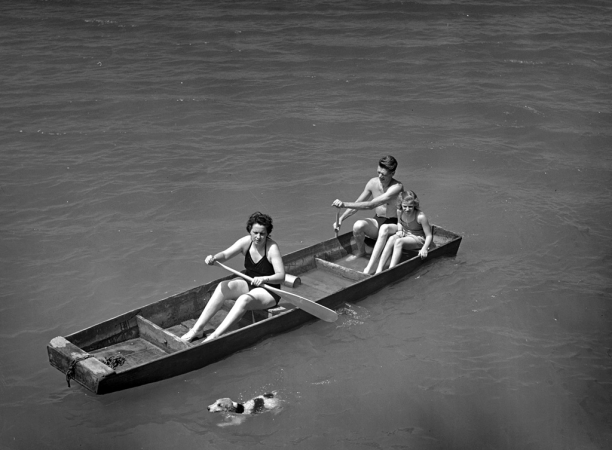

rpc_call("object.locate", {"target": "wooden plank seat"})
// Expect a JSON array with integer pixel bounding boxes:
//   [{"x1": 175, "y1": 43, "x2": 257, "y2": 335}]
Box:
[
  {"x1": 136, "y1": 315, "x2": 190, "y2": 352},
  {"x1": 315, "y1": 258, "x2": 370, "y2": 281}
]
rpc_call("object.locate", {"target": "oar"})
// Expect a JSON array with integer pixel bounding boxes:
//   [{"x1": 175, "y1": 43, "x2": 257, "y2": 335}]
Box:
[
  {"x1": 215, "y1": 262, "x2": 338, "y2": 323},
  {"x1": 335, "y1": 210, "x2": 340, "y2": 238}
]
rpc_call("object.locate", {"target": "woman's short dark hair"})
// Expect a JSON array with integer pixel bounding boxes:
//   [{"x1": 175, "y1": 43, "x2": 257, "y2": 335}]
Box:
[
  {"x1": 379, "y1": 155, "x2": 398, "y2": 173},
  {"x1": 246, "y1": 212, "x2": 274, "y2": 235}
]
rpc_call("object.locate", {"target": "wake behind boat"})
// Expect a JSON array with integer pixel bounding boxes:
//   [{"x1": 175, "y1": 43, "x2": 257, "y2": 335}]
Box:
[{"x1": 47, "y1": 226, "x2": 462, "y2": 394}]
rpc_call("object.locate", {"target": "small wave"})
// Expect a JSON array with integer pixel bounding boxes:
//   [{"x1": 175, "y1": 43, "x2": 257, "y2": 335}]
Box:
[
  {"x1": 336, "y1": 303, "x2": 371, "y2": 328},
  {"x1": 84, "y1": 19, "x2": 117, "y2": 25},
  {"x1": 523, "y1": 105, "x2": 545, "y2": 116},
  {"x1": 506, "y1": 59, "x2": 544, "y2": 65},
  {"x1": 83, "y1": 19, "x2": 130, "y2": 28},
  {"x1": 311, "y1": 379, "x2": 336, "y2": 385}
]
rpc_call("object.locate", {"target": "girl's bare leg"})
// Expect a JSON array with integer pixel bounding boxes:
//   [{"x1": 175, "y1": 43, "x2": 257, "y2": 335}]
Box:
[
  {"x1": 364, "y1": 224, "x2": 397, "y2": 274},
  {"x1": 376, "y1": 234, "x2": 398, "y2": 274},
  {"x1": 389, "y1": 236, "x2": 422, "y2": 269},
  {"x1": 181, "y1": 279, "x2": 247, "y2": 342}
]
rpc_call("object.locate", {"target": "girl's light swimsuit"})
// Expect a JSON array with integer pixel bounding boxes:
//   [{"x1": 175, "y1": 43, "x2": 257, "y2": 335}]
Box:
[{"x1": 398, "y1": 212, "x2": 426, "y2": 244}]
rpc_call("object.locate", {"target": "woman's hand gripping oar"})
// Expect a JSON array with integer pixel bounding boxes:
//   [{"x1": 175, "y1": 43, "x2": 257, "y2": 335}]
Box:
[{"x1": 215, "y1": 262, "x2": 338, "y2": 323}]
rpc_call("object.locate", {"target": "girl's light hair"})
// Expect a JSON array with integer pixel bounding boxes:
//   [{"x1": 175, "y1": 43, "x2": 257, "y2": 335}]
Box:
[{"x1": 396, "y1": 190, "x2": 420, "y2": 210}]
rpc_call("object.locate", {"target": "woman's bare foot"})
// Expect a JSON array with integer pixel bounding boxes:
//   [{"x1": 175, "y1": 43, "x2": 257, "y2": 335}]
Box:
[{"x1": 180, "y1": 328, "x2": 204, "y2": 342}]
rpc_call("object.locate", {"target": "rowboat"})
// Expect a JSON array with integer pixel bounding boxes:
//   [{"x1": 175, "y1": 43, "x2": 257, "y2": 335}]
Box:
[{"x1": 47, "y1": 226, "x2": 462, "y2": 394}]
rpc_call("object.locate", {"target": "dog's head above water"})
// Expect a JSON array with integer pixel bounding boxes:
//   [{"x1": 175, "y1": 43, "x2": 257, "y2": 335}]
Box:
[{"x1": 208, "y1": 398, "x2": 242, "y2": 413}]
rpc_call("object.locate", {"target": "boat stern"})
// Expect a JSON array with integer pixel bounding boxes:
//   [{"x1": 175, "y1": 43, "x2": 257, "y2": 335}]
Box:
[{"x1": 47, "y1": 336, "x2": 115, "y2": 394}]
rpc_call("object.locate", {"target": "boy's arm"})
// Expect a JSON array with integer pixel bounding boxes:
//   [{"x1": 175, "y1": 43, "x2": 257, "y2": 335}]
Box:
[{"x1": 341, "y1": 182, "x2": 403, "y2": 210}]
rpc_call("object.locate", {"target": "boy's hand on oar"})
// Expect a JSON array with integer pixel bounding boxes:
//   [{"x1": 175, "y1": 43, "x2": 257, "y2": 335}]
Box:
[{"x1": 332, "y1": 206, "x2": 341, "y2": 236}]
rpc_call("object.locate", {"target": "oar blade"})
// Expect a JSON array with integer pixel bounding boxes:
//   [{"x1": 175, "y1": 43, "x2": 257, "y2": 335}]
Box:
[{"x1": 282, "y1": 295, "x2": 338, "y2": 322}]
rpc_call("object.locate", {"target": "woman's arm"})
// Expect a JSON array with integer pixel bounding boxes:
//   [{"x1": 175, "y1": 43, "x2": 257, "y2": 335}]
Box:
[
  {"x1": 205, "y1": 236, "x2": 249, "y2": 265},
  {"x1": 267, "y1": 242, "x2": 286, "y2": 283},
  {"x1": 417, "y1": 212, "x2": 433, "y2": 259}
]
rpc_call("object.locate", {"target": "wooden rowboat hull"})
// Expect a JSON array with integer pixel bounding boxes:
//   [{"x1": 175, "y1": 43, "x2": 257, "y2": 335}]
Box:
[{"x1": 47, "y1": 226, "x2": 462, "y2": 394}]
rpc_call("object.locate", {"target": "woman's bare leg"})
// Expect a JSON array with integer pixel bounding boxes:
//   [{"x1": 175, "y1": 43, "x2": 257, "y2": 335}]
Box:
[
  {"x1": 181, "y1": 279, "x2": 247, "y2": 342},
  {"x1": 204, "y1": 288, "x2": 276, "y2": 341}
]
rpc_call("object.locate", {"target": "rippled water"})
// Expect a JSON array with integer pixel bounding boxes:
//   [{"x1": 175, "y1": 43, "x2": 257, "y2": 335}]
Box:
[{"x1": 1, "y1": 1, "x2": 611, "y2": 449}]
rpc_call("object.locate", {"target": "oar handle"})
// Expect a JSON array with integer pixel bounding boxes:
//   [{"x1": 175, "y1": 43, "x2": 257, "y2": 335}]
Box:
[
  {"x1": 215, "y1": 261, "x2": 284, "y2": 296},
  {"x1": 335, "y1": 210, "x2": 340, "y2": 237}
]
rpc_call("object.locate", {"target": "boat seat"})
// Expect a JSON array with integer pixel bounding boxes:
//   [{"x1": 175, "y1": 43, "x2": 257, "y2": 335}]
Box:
[
  {"x1": 267, "y1": 306, "x2": 287, "y2": 317},
  {"x1": 267, "y1": 302, "x2": 298, "y2": 317}
]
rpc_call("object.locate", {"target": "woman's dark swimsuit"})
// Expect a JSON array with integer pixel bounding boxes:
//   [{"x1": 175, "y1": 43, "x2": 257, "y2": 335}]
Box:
[{"x1": 244, "y1": 243, "x2": 281, "y2": 306}]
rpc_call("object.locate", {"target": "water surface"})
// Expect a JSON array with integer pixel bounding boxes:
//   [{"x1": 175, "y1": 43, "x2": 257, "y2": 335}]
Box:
[{"x1": 1, "y1": 1, "x2": 611, "y2": 449}]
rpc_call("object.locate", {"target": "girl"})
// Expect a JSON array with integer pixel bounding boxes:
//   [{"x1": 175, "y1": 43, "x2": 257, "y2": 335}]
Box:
[{"x1": 375, "y1": 191, "x2": 433, "y2": 273}]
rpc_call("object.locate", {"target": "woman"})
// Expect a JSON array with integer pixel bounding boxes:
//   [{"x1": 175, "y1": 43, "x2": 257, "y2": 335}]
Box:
[
  {"x1": 181, "y1": 212, "x2": 285, "y2": 343},
  {"x1": 375, "y1": 191, "x2": 433, "y2": 274}
]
